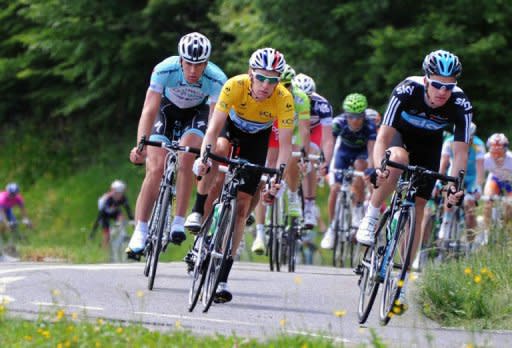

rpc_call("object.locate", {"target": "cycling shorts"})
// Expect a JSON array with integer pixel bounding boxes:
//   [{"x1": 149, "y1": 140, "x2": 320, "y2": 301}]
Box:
[
  {"x1": 329, "y1": 147, "x2": 367, "y2": 185},
  {"x1": 220, "y1": 117, "x2": 271, "y2": 195},
  {"x1": 310, "y1": 126, "x2": 322, "y2": 150},
  {"x1": 486, "y1": 174, "x2": 512, "y2": 195},
  {"x1": 98, "y1": 210, "x2": 122, "y2": 229},
  {"x1": 0, "y1": 208, "x2": 16, "y2": 223},
  {"x1": 151, "y1": 97, "x2": 209, "y2": 140}
]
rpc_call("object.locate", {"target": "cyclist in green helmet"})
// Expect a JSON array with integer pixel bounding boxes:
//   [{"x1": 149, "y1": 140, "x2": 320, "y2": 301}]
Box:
[{"x1": 321, "y1": 93, "x2": 377, "y2": 249}]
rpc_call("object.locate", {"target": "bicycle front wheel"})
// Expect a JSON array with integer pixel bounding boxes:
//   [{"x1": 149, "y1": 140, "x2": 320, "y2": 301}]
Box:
[
  {"x1": 379, "y1": 206, "x2": 416, "y2": 325},
  {"x1": 202, "y1": 199, "x2": 237, "y2": 313},
  {"x1": 147, "y1": 184, "x2": 173, "y2": 291},
  {"x1": 357, "y1": 210, "x2": 389, "y2": 324}
]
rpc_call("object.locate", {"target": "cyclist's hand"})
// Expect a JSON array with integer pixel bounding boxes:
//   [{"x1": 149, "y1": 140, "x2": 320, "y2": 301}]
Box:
[
  {"x1": 130, "y1": 146, "x2": 146, "y2": 164},
  {"x1": 446, "y1": 185, "x2": 464, "y2": 207},
  {"x1": 193, "y1": 157, "x2": 211, "y2": 176},
  {"x1": 298, "y1": 160, "x2": 312, "y2": 174}
]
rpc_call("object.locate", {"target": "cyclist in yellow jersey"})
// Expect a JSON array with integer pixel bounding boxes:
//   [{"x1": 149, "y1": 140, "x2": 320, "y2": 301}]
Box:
[{"x1": 186, "y1": 48, "x2": 293, "y2": 303}]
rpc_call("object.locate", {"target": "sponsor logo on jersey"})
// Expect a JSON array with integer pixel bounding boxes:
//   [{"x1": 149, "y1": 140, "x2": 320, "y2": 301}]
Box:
[
  {"x1": 260, "y1": 111, "x2": 273, "y2": 119},
  {"x1": 401, "y1": 111, "x2": 447, "y2": 131},
  {"x1": 396, "y1": 84, "x2": 415, "y2": 95},
  {"x1": 455, "y1": 97, "x2": 472, "y2": 111},
  {"x1": 318, "y1": 103, "x2": 331, "y2": 113}
]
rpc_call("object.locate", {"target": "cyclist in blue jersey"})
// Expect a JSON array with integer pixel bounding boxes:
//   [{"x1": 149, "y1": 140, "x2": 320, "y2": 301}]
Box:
[
  {"x1": 126, "y1": 32, "x2": 227, "y2": 259},
  {"x1": 293, "y1": 73, "x2": 334, "y2": 229},
  {"x1": 437, "y1": 122, "x2": 484, "y2": 244},
  {"x1": 321, "y1": 93, "x2": 376, "y2": 249},
  {"x1": 356, "y1": 49, "x2": 470, "y2": 313}
]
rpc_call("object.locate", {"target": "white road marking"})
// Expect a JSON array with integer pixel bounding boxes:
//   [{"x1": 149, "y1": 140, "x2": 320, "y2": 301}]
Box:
[
  {"x1": 32, "y1": 302, "x2": 104, "y2": 311},
  {"x1": 0, "y1": 295, "x2": 15, "y2": 303},
  {"x1": 0, "y1": 276, "x2": 25, "y2": 292},
  {"x1": 135, "y1": 311, "x2": 255, "y2": 326},
  {"x1": 0, "y1": 264, "x2": 140, "y2": 275},
  {"x1": 286, "y1": 330, "x2": 351, "y2": 344}
]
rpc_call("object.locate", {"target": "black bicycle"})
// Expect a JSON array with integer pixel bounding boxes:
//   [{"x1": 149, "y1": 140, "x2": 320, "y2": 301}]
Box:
[
  {"x1": 135, "y1": 136, "x2": 199, "y2": 291},
  {"x1": 357, "y1": 150, "x2": 463, "y2": 325},
  {"x1": 188, "y1": 145, "x2": 284, "y2": 313}
]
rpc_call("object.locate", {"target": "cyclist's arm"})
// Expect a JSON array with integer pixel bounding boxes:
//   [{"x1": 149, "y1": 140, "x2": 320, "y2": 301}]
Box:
[
  {"x1": 449, "y1": 141, "x2": 469, "y2": 177},
  {"x1": 299, "y1": 119, "x2": 310, "y2": 153},
  {"x1": 277, "y1": 128, "x2": 293, "y2": 169},
  {"x1": 321, "y1": 124, "x2": 334, "y2": 165},
  {"x1": 439, "y1": 153, "x2": 450, "y2": 175},
  {"x1": 367, "y1": 139, "x2": 375, "y2": 168},
  {"x1": 208, "y1": 102, "x2": 216, "y2": 121},
  {"x1": 136, "y1": 89, "x2": 161, "y2": 143},
  {"x1": 201, "y1": 108, "x2": 228, "y2": 155},
  {"x1": 476, "y1": 158, "x2": 485, "y2": 188},
  {"x1": 373, "y1": 125, "x2": 398, "y2": 167}
]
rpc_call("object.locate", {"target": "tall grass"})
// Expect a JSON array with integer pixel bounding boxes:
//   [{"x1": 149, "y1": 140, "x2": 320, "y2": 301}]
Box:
[{"x1": 418, "y1": 226, "x2": 512, "y2": 330}]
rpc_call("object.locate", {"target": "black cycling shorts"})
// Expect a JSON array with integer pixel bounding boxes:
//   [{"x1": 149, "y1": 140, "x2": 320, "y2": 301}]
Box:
[
  {"x1": 392, "y1": 130, "x2": 443, "y2": 200},
  {"x1": 220, "y1": 117, "x2": 271, "y2": 196},
  {"x1": 151, "y1": 97, "x2": 209, "y2": 141}
]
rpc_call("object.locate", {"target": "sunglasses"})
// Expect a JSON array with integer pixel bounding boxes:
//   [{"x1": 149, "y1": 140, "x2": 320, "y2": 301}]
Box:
[
  {"x1": 346, "y1": 112, "x2": 365, "y2": 120},
  {"x1": 253, "y1": 72, "x2": 281, "y2": 84},
  {"x1": 426, "y1": 77, "x2": 457, "y2": 91}
]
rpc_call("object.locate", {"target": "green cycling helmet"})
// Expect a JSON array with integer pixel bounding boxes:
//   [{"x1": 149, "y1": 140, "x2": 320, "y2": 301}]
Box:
[
  {"x1": 343, "y1": 93, "x2": 368, "y2": 114},
  {"x1": 280, "y1": 64, "x2": 296, "y2": 83}
]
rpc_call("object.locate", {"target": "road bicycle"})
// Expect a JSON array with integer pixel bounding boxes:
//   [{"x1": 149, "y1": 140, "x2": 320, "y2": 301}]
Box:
[
  {"x1": 188, "y1": 145, "x2": 284, "y2": 312},
  {"x1": 357, "y1": 150, "x2": 462, "y2": 325},
  {"x1": 134, "y1": 135, "x2": 199, "y2": 291},
  {"x1": 330, "y1": 168, "x2": 364, "y2": 268}
]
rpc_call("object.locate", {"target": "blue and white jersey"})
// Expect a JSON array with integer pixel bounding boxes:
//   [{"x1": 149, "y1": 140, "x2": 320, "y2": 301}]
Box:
[
  {"x1": 332, "y1": 113, "x2": 377, "y2": 151},
  {"x1": 310, "y1": 92, "x2": 333, "y2": 129},
  {"x1": 442, "y1": 135, "x2": 485, "y2": 178},
  {"x1": 382, "y1": 76, "x2": 472, "y2": 145},
  {"x1": 149, "y1": 56, "x2": 227, "y2": 109}
]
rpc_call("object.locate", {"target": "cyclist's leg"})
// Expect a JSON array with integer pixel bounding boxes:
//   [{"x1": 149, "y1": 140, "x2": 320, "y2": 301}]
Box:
[
  {"x1": 483, "y1": 174, "x2": 499, "y2": 230},
  {"x1": 303, "y1": 132, "x2": 321, "y2": 228},
  {"x1": 357, "y1": 146, "x2": 408, "y2": 245},
  {"x1": 127, "y1": 110, "x2": 169, "y2": 254},
  {"x1": 285, "y1": 144, "x2": 302, "y2": 217},
  {"x1": 352, "y1": 156, "x2": 369, "y2": 228},
  {"x1": 253, "y1": 146, "x2": 278, "y2": 253}
]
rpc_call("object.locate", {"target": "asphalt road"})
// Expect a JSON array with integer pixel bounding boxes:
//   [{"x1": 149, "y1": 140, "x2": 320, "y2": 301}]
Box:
[{"x1": 1, "y1": 261, "x2": 511, "y2": 347}]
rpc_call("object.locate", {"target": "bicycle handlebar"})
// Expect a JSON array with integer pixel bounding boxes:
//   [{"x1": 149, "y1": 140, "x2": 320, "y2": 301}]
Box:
[{"x1": 139, "y1": 136, "x2": 200, "y2": 155}]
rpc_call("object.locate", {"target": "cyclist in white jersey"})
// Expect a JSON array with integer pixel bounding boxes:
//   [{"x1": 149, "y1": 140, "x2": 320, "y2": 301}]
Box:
[
  {"x1": 126, "y1": 32, "x2": 227, "y2": 258},
  {"x1": 483, "y1": 133, "x2": 512, "y2": 231}
]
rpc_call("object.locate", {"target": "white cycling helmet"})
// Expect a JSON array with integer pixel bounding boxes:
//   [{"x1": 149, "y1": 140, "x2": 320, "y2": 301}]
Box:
[
  {"x1": 249, "y1": 48, "x2": 286, "y2": 73},
  {"x1": 293, "y1": 73, "x2": 316, "y2": 96},
  {"x1": 178, "y1": 32, "x2": 211, "y2": 64},
  {"x1": 111, "y1": 180, "x2": 126, "y2": 193}
]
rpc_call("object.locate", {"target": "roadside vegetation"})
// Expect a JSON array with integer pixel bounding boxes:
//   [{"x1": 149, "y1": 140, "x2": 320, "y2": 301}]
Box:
[{"x1": 418, "y1": 226, "x2": 512, "y2": 330}]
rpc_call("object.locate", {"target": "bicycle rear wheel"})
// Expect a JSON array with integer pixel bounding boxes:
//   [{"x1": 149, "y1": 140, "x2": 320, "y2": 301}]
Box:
[
  {"x1": 340, "y1": 206, "x2": 353, "y2": 267},
  {"x1": 379, "y1": 206, "x2": 415, "y2": 325},
  {"x1": 202, "y1": 200, "x2": 237, "y2": 312},
  {"x1": 287, "y1": 217, "x2": 300, "y2": 272},
  {"x1": 332, "y1": 193, "x2": 344, "y2": 267},
  {"x1": 357, "y1": 210, "x2": 389, "y2": 324},
  {"x1": 147, "y1": 184, "x2": 173, "y2": 291}
]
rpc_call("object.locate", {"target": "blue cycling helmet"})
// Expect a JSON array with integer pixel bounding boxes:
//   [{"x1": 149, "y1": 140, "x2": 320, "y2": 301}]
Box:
[
  {"x1": 422, "y1": 50, "x2": 462, "y2": 77},
  {"x1": 6, "y1": 182, "x2": 19, "y2": 194}
]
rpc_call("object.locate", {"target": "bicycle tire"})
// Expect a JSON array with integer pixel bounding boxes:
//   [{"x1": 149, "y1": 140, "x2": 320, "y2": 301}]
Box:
[
  {"x1": 143, "y1": 199, "x2": 160, "y2": 277},
  {"x1": 340, "y1": 204, "x2": 353, "y2": 268},
  {"x1": 332, "y1": 192, "x2": 343, "y2": 267},
  {"x1": 188, "y1": 212, "x2": 213, "y2": 312},
  {"x1": 379, "y1": 205, "x2": 416, "y2": 325},
  {"x1": 357, "y1": 210, "x2": 389, "y2": 324},
  {"x1": 287, "y1": 217, "x2": 299, "y2": 272},
  {"x1": 202, "y1": 199, "x2": 237, "y2": 313},
  {"x1": 147, "y1": 184, "x2": 173, "y2": 291}
]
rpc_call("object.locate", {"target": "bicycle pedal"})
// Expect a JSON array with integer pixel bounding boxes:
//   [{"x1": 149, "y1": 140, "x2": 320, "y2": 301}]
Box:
[{"x1": 126, "y1": 249, "x2": 142, "y2": 261}]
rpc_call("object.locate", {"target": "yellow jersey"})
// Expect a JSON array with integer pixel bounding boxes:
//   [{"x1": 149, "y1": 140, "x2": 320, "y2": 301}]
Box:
[{"x1": 215, "y1": 74, "x2": 294, "y2": 134}]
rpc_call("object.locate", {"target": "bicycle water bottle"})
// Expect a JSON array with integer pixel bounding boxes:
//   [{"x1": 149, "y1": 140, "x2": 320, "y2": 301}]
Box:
[
  {"x1": 208, "y1": 204, "x2": 220, "y2": 237},
  {"x1": 388, "y1": 210, "x2": 400, "y2": 239}
]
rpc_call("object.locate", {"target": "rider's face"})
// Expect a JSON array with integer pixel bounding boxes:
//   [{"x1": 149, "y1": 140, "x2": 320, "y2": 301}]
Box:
[
  {"x1": 425, "y1": 75, "x2": 456, "y2": 108},
  {"x1": 181, "y1": 59, "x2": 207, "y2": 84},
  {"x1": 250, "y1": 69, "x2": 280, "y2": 101}
]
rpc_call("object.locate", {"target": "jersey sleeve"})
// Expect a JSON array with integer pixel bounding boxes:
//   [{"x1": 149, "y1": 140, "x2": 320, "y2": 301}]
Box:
[
  {"x1": 205, "y1": 63, "x2": 228, "y2": 104},
  {"x1": 148, "y1": 62, "x2": 170, "y2": 95},
  {"x1": 215, "y1": 78, "x2": 238, "y2": 114},
  {"x1": 318, "y1": 101, "x2": 333, "y2": 126},
  {"x1": 452, "y1": 93, "x2": 473, "y2": 143},
  {"x1": 368, "y1": 122, "x2": 377, "y2": 141},
  {"x1": 331, "y1": 114, "x2": 344, "y2": 137},
  {"x1": 277, "y1": 90, "x2": 295, "y2": 129},
  {"x1": 294, "y1": 89, "x2": 310, "y2": 120},
  {"x1": 382, "y1": 80, "x2": 409, "y2": 128}
]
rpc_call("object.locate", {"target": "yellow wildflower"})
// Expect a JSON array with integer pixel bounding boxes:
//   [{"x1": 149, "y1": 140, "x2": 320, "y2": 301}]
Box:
[
  {"x1": 116, "y1": 327, "x2": 124, "y2": 334},
  {"x1": 293, "y1": 276, "x2": 303, "y2": 285},
  {"x1": 71, "y1": 312, "x2": 79, "y2": 320},
  {"x1": 0, "y1": 305, "x2": 4, "y2": 313},
  {"x1": 334, "y1": 310, "x2": 347, "y2": 318},
  {"x1": 464, "y1": 267, "x2": 472, "y2": 275},
  {"x1": 175, "y1": 320, "x2": 182, "y2": 329},
  {"x1": 97, "y1": 318, "x2": 104, "y2": 325},
  {"x1": 65, "y1": 341, "x2": 71, "y2": 348},
  {"x1": 73, "y1": 336, "x2": 78, "y2": 343},
  {"x1": 57, "y1": 343, "x2": 63, "y2": 348},
  {"x1": 52, "y1": 289, "x2": 61, "y2": 297},
  {"x1": 95, "y1": 342, "x2": 101, "y2": 348},
  {"x1": 279, "y1": 319, "x2": 287, "y2": 327},
  {"x1": 474, "y1": 275, "x2": 482, "y2": 284},
  {"x1": 136, "y1": 290, "x2": 145, "y2": 298},
  {"x1": 24, "y1": 335, "x2": 33, "y2": 341},
  {"x1": 42, "y1": 330, "x2": 51, "y2": 339},
  {"x1": 480, "y1": 267, "x2": 489, "y2": 274},
  {"x1": 56, "y1": 309, "x2": 65, "y2": 321}
]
